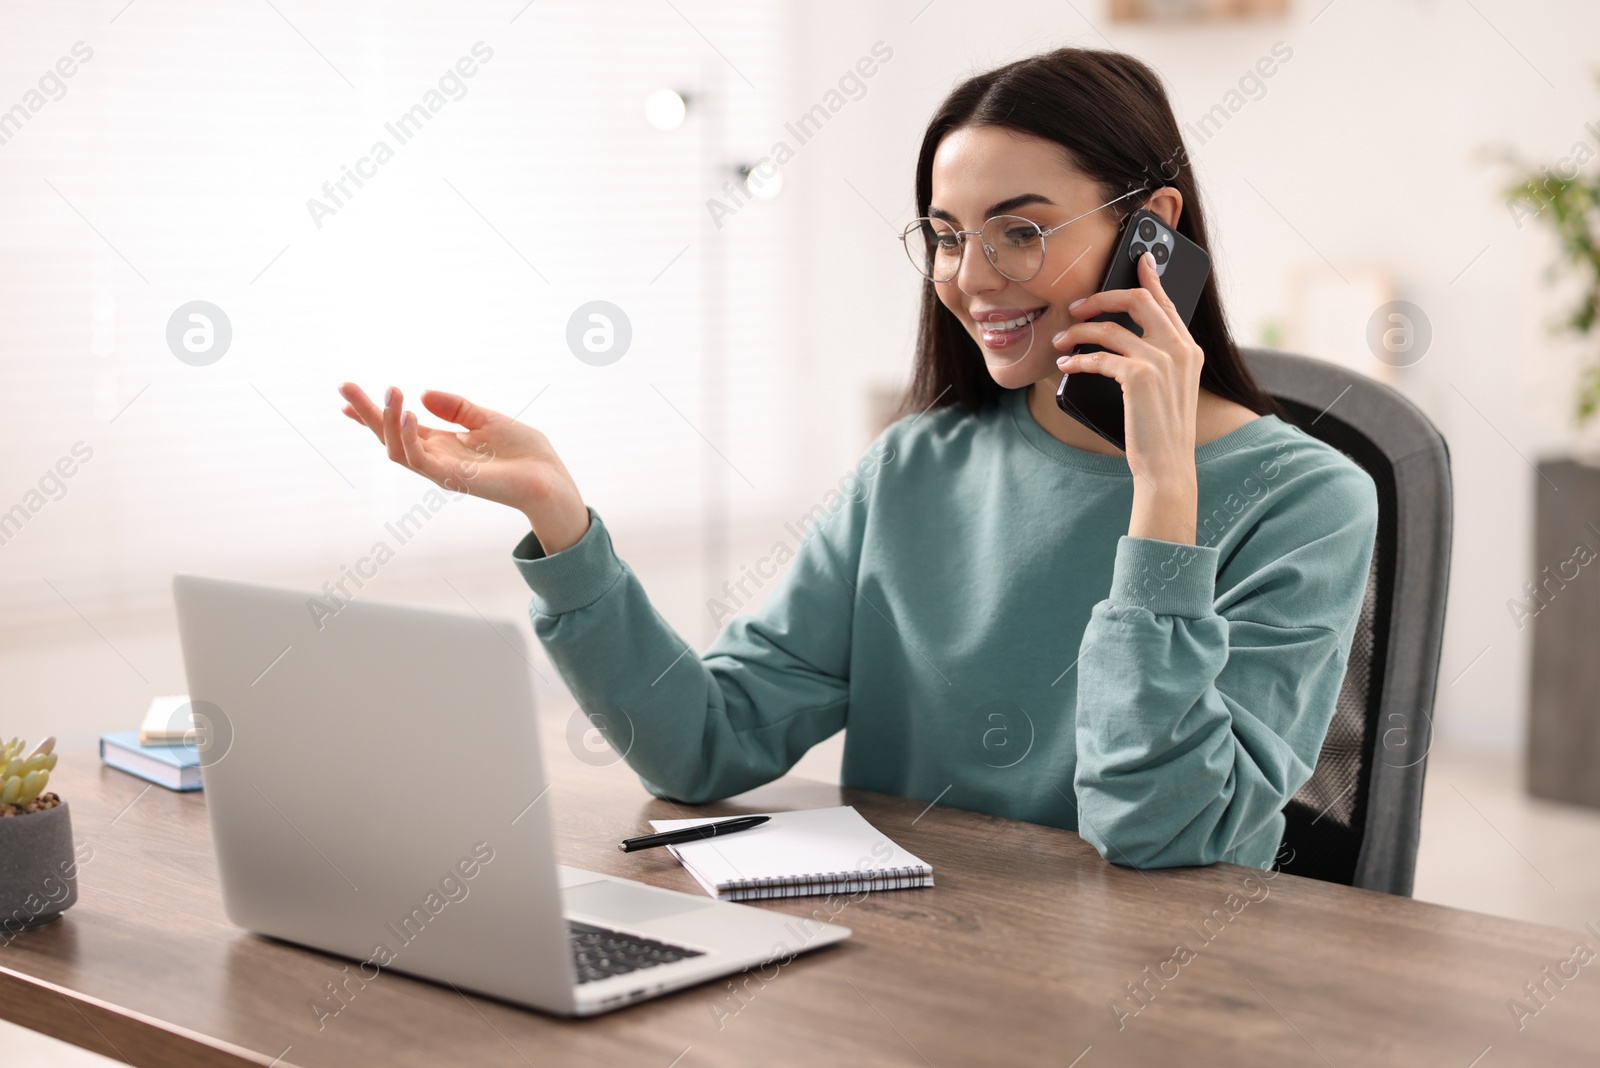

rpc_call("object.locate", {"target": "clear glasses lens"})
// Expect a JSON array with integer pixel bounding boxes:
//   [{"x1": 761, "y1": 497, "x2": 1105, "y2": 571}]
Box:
[
  {"x1": 902, "y1": 218, "x2": 956, "y2": 280},
  {"x1": 983, "y1": 215, "x2": 1045, "y2": 280},
  {"x1": 901, "y1": 215, "x2": 1045, "y2": 282}
]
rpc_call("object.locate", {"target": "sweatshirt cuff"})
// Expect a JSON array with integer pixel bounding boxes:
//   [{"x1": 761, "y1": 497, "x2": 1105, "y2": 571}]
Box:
[
  {"x1": 511, "y1": 506, "x2": 624, "y2": 616},
  {"x1": 1105, "y1": 536, "x2": 1220, "y2": 618}
]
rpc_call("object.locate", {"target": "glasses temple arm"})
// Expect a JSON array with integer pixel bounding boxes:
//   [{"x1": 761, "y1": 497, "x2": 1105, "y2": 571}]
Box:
[{"x1": 1038, "y1": 186, "x2": 1153, "y2": 238}]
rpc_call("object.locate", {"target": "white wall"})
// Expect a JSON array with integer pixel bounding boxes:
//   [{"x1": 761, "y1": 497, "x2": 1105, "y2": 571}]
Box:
[{"x1": 778, "y1": 0, "x2": 1600, "y2": 754}]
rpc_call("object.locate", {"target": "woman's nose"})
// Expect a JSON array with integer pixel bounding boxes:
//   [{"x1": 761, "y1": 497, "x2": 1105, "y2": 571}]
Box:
[{"x1": 954, "y1": 239, "x2": 1006, "y2": 294}]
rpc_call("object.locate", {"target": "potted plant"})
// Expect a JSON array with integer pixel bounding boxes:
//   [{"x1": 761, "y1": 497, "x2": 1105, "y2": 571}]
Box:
[
  {"x1": 1492, "y1": 110, "x2": 1600, "y2": 807},
  {"x1": 1495, "y1": 125, "x2": 1600, "y2": 431},
  {"x1": 0, "y1": 736, "x2": 78, "y2": 934}
]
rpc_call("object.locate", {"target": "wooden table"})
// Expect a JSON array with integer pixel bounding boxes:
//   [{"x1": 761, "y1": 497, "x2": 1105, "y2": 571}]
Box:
[{"x1": 3, "y1": 733, "x2": 1598, "y2": 1067}]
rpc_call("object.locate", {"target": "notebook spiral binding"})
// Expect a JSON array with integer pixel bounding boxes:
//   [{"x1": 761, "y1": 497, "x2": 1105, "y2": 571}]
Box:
[{"x1": 719, "y1": 865, "x2": 934, "y2": 902}]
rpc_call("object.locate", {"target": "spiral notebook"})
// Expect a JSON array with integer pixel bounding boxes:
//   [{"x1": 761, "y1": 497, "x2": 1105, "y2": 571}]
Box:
[{"x1": 647, "y1": 805, "x2": 933, "y2": 901}]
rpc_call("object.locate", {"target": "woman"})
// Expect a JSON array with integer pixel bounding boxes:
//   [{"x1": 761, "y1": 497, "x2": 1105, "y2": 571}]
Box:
[{"x1": 338, "y1": 48, "x2": 1378, "y2": 871}]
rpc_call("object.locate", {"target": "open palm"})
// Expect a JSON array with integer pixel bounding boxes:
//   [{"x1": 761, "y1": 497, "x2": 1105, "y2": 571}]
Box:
[{"x1": 338, "y1": 383, "x2": 590, "y2": 552}]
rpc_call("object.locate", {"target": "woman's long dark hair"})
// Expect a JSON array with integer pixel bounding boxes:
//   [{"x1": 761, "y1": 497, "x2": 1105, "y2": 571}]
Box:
[{"x1": 899, "y1": 48, "x2": 1285, "y2": 422}]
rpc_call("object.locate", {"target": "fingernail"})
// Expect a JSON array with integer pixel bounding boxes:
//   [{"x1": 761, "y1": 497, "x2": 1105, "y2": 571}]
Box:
[
  {"x1": 1142, "y1": 251, "x2": 1154, "y2": 266},
  {"x1": 1068, "y1": 298, "x2": 1086, "y2": 311},
  {"x1": 1053, "y1": 331, "x2": 1069, "y2": 345},
  {"x1": 385, "y1": 387, "x2": 396, "y2": 406},
  {"x1": 1056, "y1": 356, "x2": 1071, "y2": 369}
]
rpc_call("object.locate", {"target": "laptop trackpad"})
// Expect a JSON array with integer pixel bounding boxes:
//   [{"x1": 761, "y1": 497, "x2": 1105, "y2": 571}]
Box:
[{"x1": 563, "y1": 878, "x2": 717, "y2": 925}]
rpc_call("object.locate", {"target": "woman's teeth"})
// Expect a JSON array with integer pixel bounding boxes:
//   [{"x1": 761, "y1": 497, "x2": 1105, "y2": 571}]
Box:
[{"x1": 980, "y1": 309, "x2": 1043, "y2": 336}]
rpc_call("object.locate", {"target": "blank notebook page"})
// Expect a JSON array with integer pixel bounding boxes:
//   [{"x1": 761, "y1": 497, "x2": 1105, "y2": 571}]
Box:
[{"x1": 647, "y1": 805, "x2": 934, "y2": 901}]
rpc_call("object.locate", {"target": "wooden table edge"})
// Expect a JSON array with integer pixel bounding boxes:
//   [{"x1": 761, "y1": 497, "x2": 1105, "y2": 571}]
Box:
[{"x1": 0, "y1": 961, "x2": 297, "y2": 1068}]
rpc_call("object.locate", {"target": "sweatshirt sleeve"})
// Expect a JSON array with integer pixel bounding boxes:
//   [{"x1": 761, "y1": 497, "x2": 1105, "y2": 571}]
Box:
[
  {"x1": 1071, "y1": 454, "x2": 1380, "y2": 869},
  {"x1": 511, "y1": 489, "x2": 865, "y2": 805}
]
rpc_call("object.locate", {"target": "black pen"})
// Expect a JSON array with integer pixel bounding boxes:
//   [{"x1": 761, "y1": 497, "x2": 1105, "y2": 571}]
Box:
[{"x1": 618, "y1": 815, "x2": 771, "y2": 853}]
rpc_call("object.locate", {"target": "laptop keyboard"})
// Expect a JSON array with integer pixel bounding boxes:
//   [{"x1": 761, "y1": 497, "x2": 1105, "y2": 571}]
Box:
[{"x1": 568, "y1": 919, "x2": 704, "y2": 985}]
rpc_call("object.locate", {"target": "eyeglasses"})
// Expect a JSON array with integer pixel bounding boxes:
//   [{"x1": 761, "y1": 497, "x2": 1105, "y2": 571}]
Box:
[{"x1": 899, "y1": 187, "x2": 1149, "y2": 283}]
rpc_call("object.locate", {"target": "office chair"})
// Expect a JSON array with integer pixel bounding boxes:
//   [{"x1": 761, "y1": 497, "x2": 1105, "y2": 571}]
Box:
[{"x1": 1239, "y1": 347, "x2": 1452, "y2": 897}]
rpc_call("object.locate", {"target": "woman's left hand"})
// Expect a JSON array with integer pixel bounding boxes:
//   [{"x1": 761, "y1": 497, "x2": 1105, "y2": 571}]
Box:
[{"x1": 1053, "y1": 250, "x2": 1201, "y2": 544}]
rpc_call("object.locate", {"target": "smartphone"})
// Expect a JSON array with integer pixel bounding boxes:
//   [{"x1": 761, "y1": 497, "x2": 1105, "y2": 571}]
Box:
[{"x1": 1054, "y1": 207, "x2": 1212, "y2": 451}]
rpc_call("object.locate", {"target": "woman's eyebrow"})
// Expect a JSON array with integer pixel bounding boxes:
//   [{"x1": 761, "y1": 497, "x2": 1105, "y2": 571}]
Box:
[
  {"x1": 927, "y1": 193, "x2": 1057, "y2": 224},
  {"x1": 986, "y1": 193, "x2": 1056, "y2": 216}
]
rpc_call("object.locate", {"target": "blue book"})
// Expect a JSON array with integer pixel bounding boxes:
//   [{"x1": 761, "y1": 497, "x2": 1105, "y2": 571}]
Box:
[{"x1": 99, "y1": 730, "x2": 203, "y2": 792}]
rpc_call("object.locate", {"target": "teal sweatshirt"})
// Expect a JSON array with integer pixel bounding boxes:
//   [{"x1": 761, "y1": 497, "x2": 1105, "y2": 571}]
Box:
[{"x1": 512, "y1": 386, "x2": 1379, "y2": 871}]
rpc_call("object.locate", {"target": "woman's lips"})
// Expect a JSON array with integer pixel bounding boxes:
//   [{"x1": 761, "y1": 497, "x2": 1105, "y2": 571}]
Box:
[{"x1": 976, "y1": 307, "x2": 1046, "y2": 350}]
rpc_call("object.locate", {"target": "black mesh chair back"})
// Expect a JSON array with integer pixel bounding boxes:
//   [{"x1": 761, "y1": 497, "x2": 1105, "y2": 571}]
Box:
[{"x1": 1240, "y1": 347, "x2": 1452, "y2": 896}]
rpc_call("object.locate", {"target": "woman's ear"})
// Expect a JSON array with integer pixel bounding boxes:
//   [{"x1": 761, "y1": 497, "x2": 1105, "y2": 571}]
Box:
[{"x1": 1144, "y1": 186, "x2": 1183, "y2": 230}]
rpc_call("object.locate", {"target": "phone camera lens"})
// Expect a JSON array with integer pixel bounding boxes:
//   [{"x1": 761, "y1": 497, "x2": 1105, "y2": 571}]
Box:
[
  {"x1": 1151, "y1": 243, "x2": 1169, "y2": 264},
  {"x1": 1137, "y1": 219, "x2": 1158, "y2": 242},
  {"x1": 1129, "y1": 241, "x2": 1148, "y2": 261}
]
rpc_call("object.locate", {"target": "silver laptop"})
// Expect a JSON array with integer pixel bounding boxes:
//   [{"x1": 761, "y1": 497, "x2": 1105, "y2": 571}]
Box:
[{"x1": 172, "y1": 574, "x2": 849, "y2": 1016}]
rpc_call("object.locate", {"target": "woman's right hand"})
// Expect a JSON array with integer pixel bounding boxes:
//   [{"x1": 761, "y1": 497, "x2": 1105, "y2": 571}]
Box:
[{"x1": 337, "y1": 383, "x2": 591, "y2": 555}]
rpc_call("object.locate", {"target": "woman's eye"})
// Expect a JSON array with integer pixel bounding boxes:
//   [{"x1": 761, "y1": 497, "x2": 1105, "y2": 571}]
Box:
[
  {"x1": 1004, "y1": 227, "x2": 1039, "y2": 247},
  {"x1": 934, "y1": 235, "x2": 961, "y2": 251}
]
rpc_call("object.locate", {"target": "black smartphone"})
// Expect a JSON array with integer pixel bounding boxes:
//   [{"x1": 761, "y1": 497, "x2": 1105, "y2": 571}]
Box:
[{"x1": 1054, "y1": 207, "x2": 1212, "y2": 451}]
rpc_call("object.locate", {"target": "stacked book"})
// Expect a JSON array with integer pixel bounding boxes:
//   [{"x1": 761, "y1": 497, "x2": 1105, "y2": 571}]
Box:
[{"x1": 98, "y1": 695, "x2": 202, "y2": 791}]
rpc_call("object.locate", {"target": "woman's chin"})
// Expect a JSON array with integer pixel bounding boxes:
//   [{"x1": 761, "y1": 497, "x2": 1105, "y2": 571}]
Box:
[
  {"x1": 979, "y1": 347, "x2": 1053, "y2": 390},
  {"x1": 970, "y1": 319, "x2": 1057, "y2": 387}
]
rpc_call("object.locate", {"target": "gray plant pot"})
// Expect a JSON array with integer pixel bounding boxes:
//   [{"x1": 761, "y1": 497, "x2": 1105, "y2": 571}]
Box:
[
  {"x1": 0, "y1": 801, "x2": 79, "y2": 934},
  {"x1": 1527, "y1": 460, "x2": 1600, "y2": 808}
]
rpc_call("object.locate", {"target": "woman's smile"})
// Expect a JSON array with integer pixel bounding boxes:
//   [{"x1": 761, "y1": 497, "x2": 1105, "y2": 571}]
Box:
[{"x1": 973, "y1": 305, "x2": 1049, "y2": 349}]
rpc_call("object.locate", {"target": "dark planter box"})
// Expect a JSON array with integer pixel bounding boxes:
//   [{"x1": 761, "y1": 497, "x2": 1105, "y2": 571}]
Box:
[
  {"x1": 0, "y1": 800, "x2": 79, "y2": 934},
  {"x1": 1526, "y1": 460, "x2": 1600, "y2": 807}
]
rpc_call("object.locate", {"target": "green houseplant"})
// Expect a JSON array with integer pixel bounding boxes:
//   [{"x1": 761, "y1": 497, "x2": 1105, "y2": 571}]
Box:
[
  {"x1": 1496, "y1": 123, "x2": 1600, "y2": 427},
  {"x1": 1493, "y1": 103, "x2": 1600, "y2": 808},
  {"x1": 0, "y1": 736, "x2": 79, "y2": 934}
]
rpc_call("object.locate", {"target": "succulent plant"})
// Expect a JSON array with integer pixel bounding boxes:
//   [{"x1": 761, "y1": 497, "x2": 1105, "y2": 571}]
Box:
[{"x1": 1, "y1": 736, "x2": 58, "y2": 810}]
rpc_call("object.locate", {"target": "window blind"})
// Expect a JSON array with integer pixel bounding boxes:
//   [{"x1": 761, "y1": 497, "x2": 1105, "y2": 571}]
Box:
[{"x1": 0, "y1": 0, "x2": 796, "y2": 626}]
